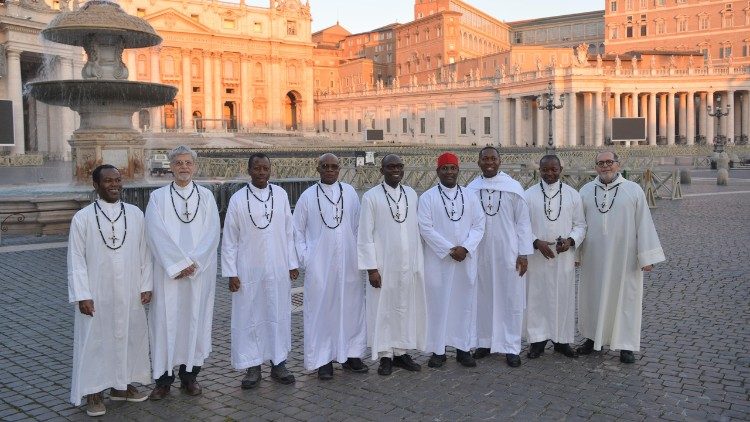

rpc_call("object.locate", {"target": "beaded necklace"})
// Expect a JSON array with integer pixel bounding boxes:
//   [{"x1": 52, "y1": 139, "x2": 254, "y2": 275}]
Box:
[
  {"x1": 479, "y1": 189, "x2": 502, "y2": 216},
  {"x1": 540, "y1": 180, "x2": 563, "y2": 222},
  {"x1": 438, "y1": 184, "x2": 464, "y2": 221},
  {"x1": 381, "y1": 182, "x2": 408, "y2": 223},
  {"x1": 93, "y1": 200, "x2": 127, "y2": 250},
  {"x1": 594, "y1": 181, "x2": 621, "y2": 214},
  {"x1": 170, "y1": 181, "x2": 200, "y2": 223},
  {"x1": 246, "y1": 184, "x2": 274, "y2": 229},
  {"x1": 316, "y1": 182, "x2": 344, "y2": 229}
]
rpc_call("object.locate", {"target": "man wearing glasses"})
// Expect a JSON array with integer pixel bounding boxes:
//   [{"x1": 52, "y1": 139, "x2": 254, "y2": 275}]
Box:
[
  {"x1": 576, "y1": 150, "x2": 665, "y2": 363},
  {"x1": 293, "y1": 153, "x2": 368, "y2": 380},
  {"x1": 145, "y1": 145, "x2": 220, "y2": 399}
]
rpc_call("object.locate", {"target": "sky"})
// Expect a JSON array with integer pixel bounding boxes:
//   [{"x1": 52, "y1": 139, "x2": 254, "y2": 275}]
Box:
[{"x1": 237, "y1": 1, "x2": 604, "y2": 34}]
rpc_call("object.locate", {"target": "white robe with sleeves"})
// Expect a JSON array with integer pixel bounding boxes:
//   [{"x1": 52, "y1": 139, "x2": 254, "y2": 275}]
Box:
[
  {"x1": 524, "y1": 181, "x2": 586, "y2": 344},
  {"x1": 293, "y1": 182, "x2": 366, "y2": 370},
  {"x1": 466, "y1": 173, "x2": 534, "y2": 355},
  {"x1": 358, "y1": 183, "x2": 427, "y2": 360},
  {"x1": 578, "y1": 175, "x2": 665, "y2": 351},
  {"x1": 222, "y1": 183, "x2": 299, "y2": 369},
  {"x1": 418, "y1": 183, "x2": 485, "y2": 354},
  {"x1": 67, "y1": 201, "x2": 152, "y2": 406},
  {"x1": 145, "y1": 183, "x2": 220, "y2": 378}
]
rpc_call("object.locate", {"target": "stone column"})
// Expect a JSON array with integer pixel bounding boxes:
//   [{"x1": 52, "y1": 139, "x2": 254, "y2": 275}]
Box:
[
  {"x1": 726, "y1": 90, "x2": 735, "y2": 143},
  {"x1": 240, "y1": 54, "x2": 252, "y2": 130},
  {"x1": 678, "y1": 92, "x2": 687, "y2": 142},
  {"x1": 566, "y1": 92, "x2": 577, "y2": 147},
  {"x1": 270, "y1": 57, "x2": 283, "y2": 130},
  {"x1": 59, "y1": 58, "x2": 75, "y2": 159},
  {"x1": 149, "y1": 47, "x2": 163, "y2": 131},
  {"x1": 640, "y1": 94, "x2": 648, "y2": 118},
  {"x1": 514, "y1": 97, "x2": 523, "y2": 147},
  {"x1": 181, "y1": 49, "x2": 192, "y2": 130},
  {"x1": 698, "y1": 92, "x2": 707, "y2": 139},
  {"x1": 213, "y1": 52, "x2": 223, "y2": 130},
  {"x1": 203, "y1": 51, "x2": 213, "y2": 129},
  {"x1": 686, "y1": 91, "x2": 695, "y2": 145},
  {"x1": 658, "y1": 93, "x2": 667, "y2": 139},
  {"x1": 706, "y1": 92, "x2": 714, "y2": 145},
  {"x1": 648, "y1": 92, "x2": 657, "y2": 145},
  {"x1": 499, "y1": 97, "x2": 511, "y2": 146},
  {"x1": 553, "y1": 95, "x2": 564, "y2": 149},
  {"x1": 613, "y1": 92, "x2": 621, "y2": 117},
  {"x1": 742, "y1": 91, "x2": 750, "y2": 141},
  {"x1": 583, "y1": 93, "x2": 593, "y2": 146},
  {"x1": 6, "y1": 49, "x2": 24, "y2": 155},
  {"x1": 631, "y1": 92, "x2": 639, "y2": 119},
  {"x1": 667, "y1": 91, "x2": 675, "y2": 145},
  {"x1": 594, "y1": 91, "x2": 604, "y2": 147},
  {"x1": 535, "y1": 100, "x2": 545, "y2": 147}
]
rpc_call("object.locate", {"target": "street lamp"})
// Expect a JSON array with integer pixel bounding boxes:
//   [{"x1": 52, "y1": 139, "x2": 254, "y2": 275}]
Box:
[
  {"x1": 536, "y1": 82, "x2": 565, "y2": 155},
  {"x1": 707, "y1": 95, "x2": 730, "y2": 153}
]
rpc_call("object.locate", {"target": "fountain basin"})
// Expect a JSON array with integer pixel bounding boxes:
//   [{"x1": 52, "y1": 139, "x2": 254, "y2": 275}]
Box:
[{"x1": 27, "y1": 80, "x2": 177, "y2": 109}]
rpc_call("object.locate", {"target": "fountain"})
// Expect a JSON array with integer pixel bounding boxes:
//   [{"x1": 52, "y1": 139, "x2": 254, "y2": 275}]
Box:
[{"x1": 27, "y1": 0, "x2": 177, "y2": 180}]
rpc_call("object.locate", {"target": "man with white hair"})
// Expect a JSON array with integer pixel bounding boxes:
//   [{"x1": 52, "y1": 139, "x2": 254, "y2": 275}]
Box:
[{"x1": 145, "y1": 145, "x2": 220, "y2": 399}]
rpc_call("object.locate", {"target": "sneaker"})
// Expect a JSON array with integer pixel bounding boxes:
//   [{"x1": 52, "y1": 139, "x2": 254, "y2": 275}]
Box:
[
  {"x1": 86, "y1": 393, "x2": 106, "y2": 417},
  {"x1": 270, "y1": 361, "x2": 296, "y2": 384},
  {"x1": 109, "y1": 384, "x2": 148, "y2": 402}
]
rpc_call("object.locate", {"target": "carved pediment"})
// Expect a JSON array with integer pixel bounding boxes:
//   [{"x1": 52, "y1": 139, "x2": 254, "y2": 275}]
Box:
[{"x1": 145, "y1": 9, "x2": 213, "y2": 35}]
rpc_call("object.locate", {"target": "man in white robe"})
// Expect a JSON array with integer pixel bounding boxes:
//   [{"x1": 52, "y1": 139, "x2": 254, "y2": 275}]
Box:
[
  {"x1": 67, "y1": 165, "x2": 152, "y2": 417},
  {"x1": 222, "y1": 153, "x2": 299, "y2": 388},
  {"x1": 523, "y1": 155, "x2": 586, "y2": 360},
  {"x1": 145, "y1": 146, "x2": 220, "y2": 399},
  {"x1": 577, "y1": 150, "x2": 665, "y2": 363},
  {"x1": 466, "y1": 146, "x2": 534, "y2": 368},
  {"x1": 358, "y1": 154, "x2": 426, "y2": 376},
  {"x1": 418, "y1": 152, "x2": 485, "y2": 369},
  {"x1": 293, "y1": 153, "x2": 368, "y2": 380}
]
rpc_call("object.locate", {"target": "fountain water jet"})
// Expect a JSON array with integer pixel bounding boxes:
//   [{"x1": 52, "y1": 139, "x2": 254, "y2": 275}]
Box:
[{"x1": 27, "y1": 0, "x2": 177, "y2": 180}]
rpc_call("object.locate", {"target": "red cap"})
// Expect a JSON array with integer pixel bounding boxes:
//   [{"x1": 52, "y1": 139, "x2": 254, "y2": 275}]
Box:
[{"x1": 437, "y1": 152, "x2": 459, "y2": 168}]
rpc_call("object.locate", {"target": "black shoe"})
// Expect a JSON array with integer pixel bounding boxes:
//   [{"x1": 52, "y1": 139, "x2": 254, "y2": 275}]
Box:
[
  {"x1": 317, "y1": 362, "x2": 334, "y2": 380},
  {"x1": 427, "y1": 353, "x2": 447, "y2": 368},
  {"x1": 527, "y1": 340, "x2": 547, "y2": 359},
  {"x1": 553, "y1": 342, "x2": 579, "y2": 359},
  {"x1": 620, "y1": 350, "x2": 635, "y2": 364},
  {"x1": 456, "y1": 349, "x2": 477, "y2": 367},
  {"x1": 472, "y1": 347, "x2": 491, "y2": 359},
  {"x1": 341, "y1": 357, "x2": 369, "y2": 373},
  {"x1": 506, "y1": 353, "x2": 521, "y2": 367},
  {"x1": 241, "y1": 366, "x2": 261, "y2": 389},
  {"x1": 270, "y1": 361, "x2": 296, "y2": 384},
  {"x1": 576, "y1": 338, "x2": 595, "y2": 355},
  {"x1": 377, "y1": 358, "x2": 393, "y2": 376},
  {"x1": 393, "y1": 354, "x2": 421, "y2": 372}
]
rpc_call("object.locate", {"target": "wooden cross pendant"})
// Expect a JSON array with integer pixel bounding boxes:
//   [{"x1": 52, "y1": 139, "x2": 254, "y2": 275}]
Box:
[
  {"x1": 183, "y1": 206, "x2": 191, "y2": 220},
  {"x1": 109, "y1": 227, "x2": 119, "y2": 245}
]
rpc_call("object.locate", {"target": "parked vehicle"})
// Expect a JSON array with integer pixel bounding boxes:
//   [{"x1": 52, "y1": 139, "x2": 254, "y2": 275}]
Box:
[{"x1": 148, "y1": 153, "x2": 172, "y2": 176}]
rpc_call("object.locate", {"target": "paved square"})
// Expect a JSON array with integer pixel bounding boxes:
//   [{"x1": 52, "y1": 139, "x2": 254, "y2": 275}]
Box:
[{"x1": 1, "y1": 177, "x2": 748, "y2": 421}]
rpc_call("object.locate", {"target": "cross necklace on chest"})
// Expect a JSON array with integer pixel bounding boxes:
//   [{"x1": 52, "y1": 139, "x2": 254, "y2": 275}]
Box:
[
  {"x1": 246, "y1": 183, "x2": 274, "y2": 230},
  {"x1": 170, "y1": 182, "x2": 200, "y2": 224},
  {"x1": 540, "y1": 180, "x2": 563, "y2": 222},
  {"x1": 316, "y1": 182, "x2": 344, "y2": 229},
  {"x1": 594, "y1": 182, "x2": 621, "y2": 214},
  {"x1": 381, "y1": 182, "x2": 408, "y2": 223},
  {"x1": 438, "y1": 184, "x2": 464, "y2": 222},
  {"x1": 480, "y1": 189, "x2": 502, "y2": 216},
  {"x1": 93, "y1": 200, "x2": 127, "y2": 250}
]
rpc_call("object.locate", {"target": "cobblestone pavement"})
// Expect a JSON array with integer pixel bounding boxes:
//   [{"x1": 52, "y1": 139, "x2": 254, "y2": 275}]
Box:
[{"x1": 0, "y1": 179, "x2": 748, "y2": 421}]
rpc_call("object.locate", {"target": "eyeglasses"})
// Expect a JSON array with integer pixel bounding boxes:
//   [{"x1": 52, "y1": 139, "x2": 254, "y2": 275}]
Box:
[
  {"x1": 596, "y1": 160, "x2": 618, "y2": 167},
  {"x1": 320, "y1": 164, "x2": 340, "y2": 170},
  {"x1": 172, "y1": 160, "x2": 194, "y2": 167}
]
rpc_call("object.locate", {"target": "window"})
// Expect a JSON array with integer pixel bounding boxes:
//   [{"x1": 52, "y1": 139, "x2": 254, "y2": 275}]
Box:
[
  {"x1": 190, "y1": 14, "x2": 199, "y2": 22},
  {"x1": 137, "y1": 8, "x2": 146, "y2": 17},
  {"x1": 656, "y1": 20, "x2": 666, "y2": 34},
  {"x1": 639, "y1": 0, "x2": 647, "y2": 9},
  {"x1": 333, "y1": 120, "x2": 337, "y2": 132},
  {"x1": 677, "y1": 17, "x2": 688, "y2": 32},
  {"x1": 484, "y1": 117, "x2": 491, "y2": 135},
  {"x1": 225, "y1": 88, "x2": 234, "y2": 94},
  {"x1": 699, "y1": 14, "x2": 709, "y2": 30},
  {"x1": 287, "y1": 21, "x2": 297, "y2": 36},
  {"x1": 420, "y1": 118, "x2": 426, "y2": 134},
  {"x1": 223, "y1": 19, "x2": 236, "y2": 29},
  {"x1": 723, "y1": 13, "x2": 733, "y2": 28},
  {"x1": 610, "y1": 1, "x2": 617, "y2": 12},
  {"x1": 321, "y1": 120, "x2": 326, "y2": 131},
  {"x1": 742, "y1": 43, "x2": 749, "y2": 57},
  {"x1": 345, "y1": 119, "x2": 349, "y2": 132},
  {"x1": 402, "y1": 118, "x2": 408, "y2": 134},
  {"x1": 439, "y1": 117, "x2": 445, "y2": 134},
  {"x1": 627, "y1": 26, "x2": 633, "y2": 37},
  {"x1": 640, "y1": 24, "x2": 647, "y2": 36},
  {"x1": 386, "y1": 118, "x2": 391, "y2": 133},
  {"x1": 254, "y1": 63, "x2": 264, "y2": 81},
  {"x1": 610, "y1": 26, "x2": 619, "y2": 39},
  {"x1": 192, "y1": 87, "x2": 200, "y2": 93},
  {"x1": 719, "y1": 45, "x2": 732, "y2": 58},
  {"x1": 656, "y1": 0, "x2": 665, "y2": 6},
  {"x1": 625, "y1": 0, "x2": 633, "y2": 10},
  {"x1": 460, "y1": 117, "x2": 467, "y2": 135},
  {"x1": 357, "y1": 119, "x2": 362, "y2": 132},
  {"x1": 253, "y1": 22, "x2": 262, "y2": 33}
]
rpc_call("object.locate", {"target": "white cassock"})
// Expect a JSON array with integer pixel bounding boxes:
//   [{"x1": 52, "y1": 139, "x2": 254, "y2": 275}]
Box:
[
  {"x1": 145, "y1": 182, "x2": 220, "y2": 378},
  {"x1": 222, "y1": 183, "x2": 298, "y2": 369},
  {"x1": 418, "y1": 183, "x2": 485, "y2": 354},
  {"x1": 578, "y1": 175, "x2": 665, "y2": 351},
  {"x1": 293, "y1": 181, "x2": 366, "y2": 370},
  {"x1": 467, "y1": 173, "x2": 534, "y2": 355},
  {"x1": 358, "y1": 183, "x2": 427, "y2": 360},
  {"x1": 67, "y1": 200, "x2": 152, "y2": 406},
  {"x1": 523, "y1": 181, "x2": 586, "y2": 344}
]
